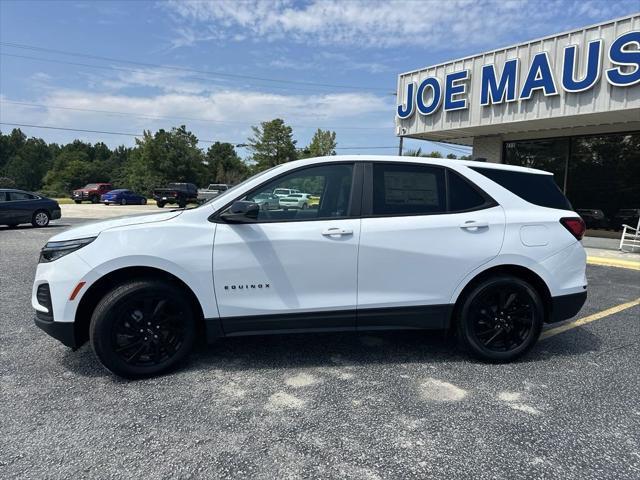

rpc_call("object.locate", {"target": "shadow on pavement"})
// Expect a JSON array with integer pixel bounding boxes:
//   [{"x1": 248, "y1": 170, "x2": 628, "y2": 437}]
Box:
[{"x1": 58, "y1": 326, "x2": 603, "y2": 380}]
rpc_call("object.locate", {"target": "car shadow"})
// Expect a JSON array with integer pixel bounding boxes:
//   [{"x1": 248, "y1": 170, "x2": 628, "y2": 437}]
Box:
[
  {"x1": 0, "y1": 223, "x2": 71, "y2": 231},
  {"x1": 59, "y1": 326, "x2": 603, "y2": 381}
]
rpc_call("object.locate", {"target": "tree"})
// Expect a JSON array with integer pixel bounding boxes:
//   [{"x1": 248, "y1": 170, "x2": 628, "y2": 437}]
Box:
[
  {"x1": 459, "y1": 154, "x2": 472, "y2": 160},
  {"x1": 299, "y1": 129, "x2": 337, "y2": 158},
  {"x1": 205, "y1": 142, "x2": 248, "y2": 185},
  {"x1": 446, "y1": 153, "x2": 458, "y2": 159},
  {"x1": 403, "y1": 148, "x2": 425, "y2": 157},
  {"x1": 2, "y1": 137, "x2": 53, "y2": 191},
  {"x1": 124, "y1": 126, "x2": 206, "y2": 195},
  {"x1": 427, "y1": 150, "x2": 443, "y2": 158},
  {"x1": 42, "y1": 150, "x2": 98, "y2": 195},
  {"x1": 248, "y1": 119, "x2": 297, "y2": 171}
]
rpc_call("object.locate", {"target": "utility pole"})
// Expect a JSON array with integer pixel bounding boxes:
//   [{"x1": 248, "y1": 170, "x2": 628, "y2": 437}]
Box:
[{"x1": 398, "y1": 136, "x2": 404, "y2": 156}]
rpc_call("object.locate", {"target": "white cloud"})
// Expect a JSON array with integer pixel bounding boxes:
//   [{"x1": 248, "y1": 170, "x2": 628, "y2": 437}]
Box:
[
  {"x1": 1, "y1": 81, "x2": 393, "y2": 150},
  {"x1": 163, "y1": 0, "x2": 639, "y2": 50}
]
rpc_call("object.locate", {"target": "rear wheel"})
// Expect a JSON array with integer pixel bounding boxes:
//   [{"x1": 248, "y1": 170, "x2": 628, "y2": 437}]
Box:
[
  {"x1": 32, "y1": 210, "x2": 50, "y2": 227},
  {"x1": 91, "y1": 195, "x2": 99, "y2": 204},
  {"x1": 120, "y1": 198, "x2": 127, "y2": 206},
  {"x1": 457, "y1": 275, "x2": 543, "y2": 362},
  {"x1": 141, "y1": 198, "x2": 147, "y2": 205},
  {"x1": 178, "y1": 201, "x2": 186, "y2": 209},
  {"x1": 157, "y1": 202, "x2": 165, "y2": 208},
  {"x1": 90, "y1": 279, "x2": 197, "y2": 378},
  {"x1": 74, "y1": 200, "x2": 81, "y2": 204}
]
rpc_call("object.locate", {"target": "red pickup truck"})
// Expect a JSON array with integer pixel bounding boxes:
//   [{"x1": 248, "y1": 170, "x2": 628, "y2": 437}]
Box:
[{"x1": 72, "y1": 183, "x2": 113, "y2": 204}]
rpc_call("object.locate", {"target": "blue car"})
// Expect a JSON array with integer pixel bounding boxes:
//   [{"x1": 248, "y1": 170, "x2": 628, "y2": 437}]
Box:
[{"x1": 100, "y1": 189, "x2": 148, "y2": 206}]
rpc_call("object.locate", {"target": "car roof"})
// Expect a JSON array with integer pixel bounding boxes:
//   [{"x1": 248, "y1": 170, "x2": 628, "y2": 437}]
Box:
[{"x1": 294, "y1": 155, "x2": 552, "y2": 175}]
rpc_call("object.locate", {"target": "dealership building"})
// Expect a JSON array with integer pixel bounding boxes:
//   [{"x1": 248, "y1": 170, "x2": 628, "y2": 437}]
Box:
[{"x1": 396, "y1": 14, "x2": 639, "y2": 227}]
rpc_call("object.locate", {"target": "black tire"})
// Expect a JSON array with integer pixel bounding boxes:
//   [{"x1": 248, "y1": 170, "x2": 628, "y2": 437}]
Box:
[
  {"x1": 89, "y1": 279, "x2": 197, "y2": 378},
  {"x1": 31, "y1": 210, "x2": 50, "y2": 227},
  {"x1": 157, "y1": 202, "x2": 165, "y2": 208},
  {"x1": 141, "y1": 198, "x2": 147, "y2": 205},
  {"x1": 302, "y1": 203, "x2": 308, "y2": 209},
  {"x1": 178, "y1": 201, "x2": 186, "y2": 209},
  {"x1": 91, "y1": 196, "x2": 99, "y2": 204},
  {"x1": 456, "y1": 275, "x2": 543, "y2": 363},
  {"x1": 121, "y1": 198, "x2": 127, "y2": 206},
  {"x1": 74, "y1": 200, "x2": 81, "y2": 204}
]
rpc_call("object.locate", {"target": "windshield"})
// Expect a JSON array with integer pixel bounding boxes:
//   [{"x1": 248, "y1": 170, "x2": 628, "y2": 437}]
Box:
[
  {"x1": 83, "y1": 184, "x2": 98, "y2": 189},
  {"x1": 274, "y1": 189, "x2": 289, "y2": 194}
]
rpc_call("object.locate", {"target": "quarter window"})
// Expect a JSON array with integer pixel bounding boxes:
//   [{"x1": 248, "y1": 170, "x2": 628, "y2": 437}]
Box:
[
  {"x1": 448, "y1": 170, "x2": 490, "y2": 212},
  {"x1": 236, "y1": 163, "x2": 354, "y2": 222},
  {"x1": 372, "y1": 163, "x2": 445, "y2": 215}
]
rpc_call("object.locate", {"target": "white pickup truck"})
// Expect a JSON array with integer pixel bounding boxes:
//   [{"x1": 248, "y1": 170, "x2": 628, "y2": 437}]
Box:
[{"x1": 197, "y1": 184, "x2": 229, "y2": 203}]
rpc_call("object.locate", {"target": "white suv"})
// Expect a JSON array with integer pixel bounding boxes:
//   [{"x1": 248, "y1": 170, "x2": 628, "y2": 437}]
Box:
[{"x1": 32, "y1": 156, "x2": 587, "y2": 377}]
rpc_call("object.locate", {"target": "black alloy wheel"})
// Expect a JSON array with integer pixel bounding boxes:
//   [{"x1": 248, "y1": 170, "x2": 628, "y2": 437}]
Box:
[
  {"x1": 457, "y1": 275, "x2": 543, "y2": 362},
  {"x1": 90, "y1": 280, "x2": 196, "y2": 378}
]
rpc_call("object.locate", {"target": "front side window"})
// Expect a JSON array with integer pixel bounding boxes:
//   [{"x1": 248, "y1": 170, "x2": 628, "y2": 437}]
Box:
[
  {"x1": 236, "y1": 163, "x2": 354, "y2": 222},
  {"x1": 372, "y1": 163, "x2": 445, "y2": 216}
]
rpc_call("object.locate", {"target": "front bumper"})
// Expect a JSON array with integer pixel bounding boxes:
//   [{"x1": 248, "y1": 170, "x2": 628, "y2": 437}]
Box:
[
  {"x1": 52, "y1": 208, "x2": 61, "y2": 220},
  {"x1": 548, "y1": 290, "x2": 587, "y2": 323},
  {"x1": 34, "y1": 314, "x2": 77, "y2": 348}
]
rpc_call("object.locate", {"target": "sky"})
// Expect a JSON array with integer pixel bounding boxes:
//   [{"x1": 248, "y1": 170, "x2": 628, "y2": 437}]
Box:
[{"x1": 0, "y1": 0, "x2": 638, "y2": 159}]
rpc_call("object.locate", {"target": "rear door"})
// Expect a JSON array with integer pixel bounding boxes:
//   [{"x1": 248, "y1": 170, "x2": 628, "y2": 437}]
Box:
[
  {"x1": 357, "y1": 162, "x2": 505, "y2": 329},
  {"x1": 213, "y1": 162, "x2": 362, "y2": 334}
]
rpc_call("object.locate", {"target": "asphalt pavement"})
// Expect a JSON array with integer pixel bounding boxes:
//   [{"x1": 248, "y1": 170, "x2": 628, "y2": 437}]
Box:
[{"x1": 1, "y1": 217, "x2": 639, "y2": 479}]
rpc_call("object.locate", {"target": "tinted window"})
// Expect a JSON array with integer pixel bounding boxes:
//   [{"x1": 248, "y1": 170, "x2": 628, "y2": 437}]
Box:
[
  {"x1": 9, "y1": 192, "x2": 36, "y2": 201},
  {"x1": 240, "y1": 163, "x2": 353, "y2": 221},
  {"x1": 471, "y1": 167, "x2": 572, "y2": 210},
  {"x1": 372, "y1": 163, "x2": 445, "y2": 216},
  {"x1": 0, "y1": 192, "x2": 7, "y2": 202},
  {"x1": 448, "y1": 170, "x2": 490, "y2": 212}
]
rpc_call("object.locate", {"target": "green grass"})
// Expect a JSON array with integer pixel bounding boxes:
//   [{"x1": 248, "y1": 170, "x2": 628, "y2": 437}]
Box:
[{"x1": 55, "y1": 198, "x2": 156, "y2": 205}]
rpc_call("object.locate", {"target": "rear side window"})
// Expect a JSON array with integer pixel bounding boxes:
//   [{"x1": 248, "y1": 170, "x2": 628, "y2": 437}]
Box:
[
  {"x1": 372, "y1": 163, "x2": 445, "y2": 215},
  {"x1": 471, "y1": 167, "x2": 572, "y2": 210},
  {"x1": 448, "y1": 170, "x2": 491, "y2": 212}
]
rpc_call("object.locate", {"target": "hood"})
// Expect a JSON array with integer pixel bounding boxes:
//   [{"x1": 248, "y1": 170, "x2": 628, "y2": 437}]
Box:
[{"x1": 49, "y1": 210, "x2": 183, "y2": 242}]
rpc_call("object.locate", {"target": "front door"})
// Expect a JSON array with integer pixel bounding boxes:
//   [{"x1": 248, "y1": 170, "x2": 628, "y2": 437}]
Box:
[
  {"x1": 213, "y1": 162, "x2": 361, "y2": 334},
  {"x1": 357, "y1": 162, "x2": 505, "y2": 329}
]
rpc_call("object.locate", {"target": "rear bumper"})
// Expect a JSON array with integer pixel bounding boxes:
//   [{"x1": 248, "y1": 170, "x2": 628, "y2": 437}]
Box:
[
  {"x1": 51, "y1": 208, "x2": 61, "y2": 220},
  {"x1": 548, "y1": 290, "x2": 587, "y2": 323},
  {"x1": 34, "y1": 314, "x2": 76, "y2": 348}
]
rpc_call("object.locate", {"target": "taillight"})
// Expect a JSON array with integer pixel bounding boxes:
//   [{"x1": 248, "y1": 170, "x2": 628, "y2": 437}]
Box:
[{"x1": 560, "y1": 217, "x2": 586, "y2": 240}]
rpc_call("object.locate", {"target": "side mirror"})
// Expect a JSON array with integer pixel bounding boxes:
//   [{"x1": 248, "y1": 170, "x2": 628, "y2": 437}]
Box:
[{"x1": 220, "y1": 201, "x2": 260, "y2": 223}]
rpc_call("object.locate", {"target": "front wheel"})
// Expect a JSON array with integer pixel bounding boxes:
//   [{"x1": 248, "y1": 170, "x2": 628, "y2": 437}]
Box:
[
  {"x1": 120, "y1": 198, "x2": 127, "y2": 206},
  {"x1": 32, "y1": 210, "x2": 50, "y2": 227},
  {"x1": 90, "y1": 280, "x2": 197, "y2": 378},
  {"x1": 74, "y1": 200, "x2": 81, "y2": 204},
  {"x1": 456, "y1": 275, "x2": 543, "y2": 363},
  {"x1": 91, "y1": 196, "x2": 99, "y2": 204},
  {"x1": 157, "y1": 202, "x2": 165, "y2": 208}
]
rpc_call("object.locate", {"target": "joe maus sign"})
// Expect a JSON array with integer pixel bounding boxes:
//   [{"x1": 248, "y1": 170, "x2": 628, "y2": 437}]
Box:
[{"x1": 396, "y1": 15, "x2": 640, "y2": 143}]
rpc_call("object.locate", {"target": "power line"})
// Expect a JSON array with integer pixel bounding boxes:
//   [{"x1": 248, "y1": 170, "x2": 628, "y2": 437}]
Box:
[
  {"x1": 0, "y1": 41, "x2": 392, "y2": 92},
  {"x1": 0, "y1": 100, "x2": 393, "y2": 131},
  {"x1": 0, "y1": 122, "x2": 399, "y2": 151},
  {"x1": 0, "y1": 53, "x2": 358, "y2": 95}
]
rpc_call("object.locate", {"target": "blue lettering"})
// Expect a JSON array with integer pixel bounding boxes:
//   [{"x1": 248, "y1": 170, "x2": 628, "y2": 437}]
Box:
[
  {"x1": 397, "y1": 81, "x2": 416, "y2": 118},
  {"x1": 520, "y1": 52, "x2": 558, "y2": 100},
  {"x1": 606, "y1": 31, "x2": 640, "y2": 87},
  {"x1": 444, "y1": 70, "x2": 469, "y2": 111},
  {"x1": 562, "y1": 39, "x2": 603, "y2": 92},
  {"x1": 416, "y1": 77, "x2": 442, "y2": 115},
  {"x1": 480, "y1": 59, "x2": 519, "y2": 105}
]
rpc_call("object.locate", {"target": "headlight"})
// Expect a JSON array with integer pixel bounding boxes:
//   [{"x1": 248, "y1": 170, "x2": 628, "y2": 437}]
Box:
[{"x1": 39, "y1": 237, "x2": 96, "y2": 263}]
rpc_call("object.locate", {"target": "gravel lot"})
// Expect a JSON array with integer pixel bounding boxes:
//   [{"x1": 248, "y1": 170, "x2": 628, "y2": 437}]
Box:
[{"x1": 1, "y1": 216, "x2": 639, "y2": 479}]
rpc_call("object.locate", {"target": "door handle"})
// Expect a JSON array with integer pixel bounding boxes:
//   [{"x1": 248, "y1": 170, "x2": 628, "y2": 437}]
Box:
[
  {"x1": 322, "y1": 227, "x2": 353, "y2": 236},
  {"x1": 460, "y1": 220, "x2": 489, "y2": 230}
]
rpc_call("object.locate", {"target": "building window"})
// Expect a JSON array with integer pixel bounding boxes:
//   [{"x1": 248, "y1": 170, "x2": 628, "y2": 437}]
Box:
[{"x1": 503, "y1": 132, "x2": 640, "y2": 236}]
